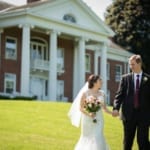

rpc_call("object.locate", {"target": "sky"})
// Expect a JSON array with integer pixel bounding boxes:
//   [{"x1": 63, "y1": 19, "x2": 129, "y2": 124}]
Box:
[{"x1": 2, "y1": 0, "x2": 112, "y2": 20}]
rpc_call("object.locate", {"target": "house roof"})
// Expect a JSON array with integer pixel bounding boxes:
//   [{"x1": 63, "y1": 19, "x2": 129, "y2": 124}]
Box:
[
  {"x1": 109, "y1": 40, "x2": 125, "y2": 51},
  {"x1": 0, "y1": 0, "x2": 132, "y2": 60},
  {"x1": 107, "y1": 39, "x2": 133, "y2": 60},
  {"x1": 0, "y1": 0, "x2": 14, "y2": 11},
  {"x1": 0, "y1": 0, "x2": 114, "y2": 37},
  {"x1": 1, "y1": 0, "x2": 51, "y2": 12}
]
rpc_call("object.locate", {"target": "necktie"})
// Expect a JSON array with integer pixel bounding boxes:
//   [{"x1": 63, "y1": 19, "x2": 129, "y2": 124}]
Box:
[{"x1": 134, "y1": 74, "x2": 140, "y2": 108}]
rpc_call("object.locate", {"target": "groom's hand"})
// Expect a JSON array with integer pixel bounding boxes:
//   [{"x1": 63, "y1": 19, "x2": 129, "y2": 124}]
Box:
[{"x1": 112, "y1": 110, "x2": 119, "y2": 117}]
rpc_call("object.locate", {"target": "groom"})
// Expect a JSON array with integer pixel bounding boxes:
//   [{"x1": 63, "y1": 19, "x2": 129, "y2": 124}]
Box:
[{"x1": 112, "y1": 55, "x2": 150, "y2": 150}]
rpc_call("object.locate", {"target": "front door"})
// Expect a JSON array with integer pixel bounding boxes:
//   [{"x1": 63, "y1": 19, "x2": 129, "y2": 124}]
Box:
[{"x1": 30, "y1": 77, "x2": 46, "y2": 100}]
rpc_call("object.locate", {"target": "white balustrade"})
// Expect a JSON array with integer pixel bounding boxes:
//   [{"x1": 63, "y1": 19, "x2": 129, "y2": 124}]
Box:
[{"x1": 30, "y1": 59, "x2": 64, "y2": 74}]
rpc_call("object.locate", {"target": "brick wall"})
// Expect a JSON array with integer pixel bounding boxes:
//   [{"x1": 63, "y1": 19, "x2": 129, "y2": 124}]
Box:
[
  {"x1": 58, "y1": 37, "x2": 74, "y2": 101},
  {"x1": 107, "y1": 59, "x2": 125, "y2": 104},
  {"x1": 0, "y1": 27, "x2": 22, "y2": 92}
]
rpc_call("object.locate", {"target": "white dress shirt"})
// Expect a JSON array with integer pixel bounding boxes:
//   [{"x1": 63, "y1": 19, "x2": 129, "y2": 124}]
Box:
[{"x1": 134, "y1": 72, "x2": 142, "y2": 91}]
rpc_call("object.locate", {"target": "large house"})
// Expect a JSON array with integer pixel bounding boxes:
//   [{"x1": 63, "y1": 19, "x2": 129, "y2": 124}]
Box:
[{"x1": 0, "y1": 0, "x2": 132, "y2": 104}]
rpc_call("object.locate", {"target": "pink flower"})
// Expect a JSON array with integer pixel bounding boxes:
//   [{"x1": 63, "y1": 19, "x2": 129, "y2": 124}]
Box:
[{"x1": 84, "y1": 96, "x2": 101, "y2": 123}]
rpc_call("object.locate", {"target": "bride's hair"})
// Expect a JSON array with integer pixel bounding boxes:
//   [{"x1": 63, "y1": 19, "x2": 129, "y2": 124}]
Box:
[{"x1": 88, "y1": 74, "x2": 101, "y2": 89}]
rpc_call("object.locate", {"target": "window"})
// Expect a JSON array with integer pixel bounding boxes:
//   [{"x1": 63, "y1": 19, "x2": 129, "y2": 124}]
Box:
[
  {"x1": 57, "y1": 48, "x2": 64, "y2": 71},
  {"x1": 106, "y1": 90, "x2": 110, "y2": 105},
  {"x1": 30, "y1": 37, "x2": 48, "y2": 60},
  {"x1": 115, "y1": 65, "x2": 122, "y2": 82},
  {"x1": 107, "y1": 63, "x2": 110, "y2": 80},
  {"x1": 85, "y1": 54, "x2": 91, "y2": 72},
  {"x1": 63, "y1": 14, "x2": 76, "y2": 23},
  {"x1": 5, "y1": 37, "x2": 17, "y2": 60},
  {"x1": 4, "y1": 73, "x2": 16, "y2": 94},
  {"x1": 57, "y1": 80, "x2": 64, "y2": 101}
]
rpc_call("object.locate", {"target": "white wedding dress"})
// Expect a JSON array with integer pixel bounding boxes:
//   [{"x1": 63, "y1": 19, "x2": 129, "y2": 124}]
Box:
[{"x1": 74, "y1": 92, "x2": 110, "y2": 150}]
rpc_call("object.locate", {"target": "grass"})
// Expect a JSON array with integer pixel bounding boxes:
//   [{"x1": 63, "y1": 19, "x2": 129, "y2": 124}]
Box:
[{"x1": 0, "y1": 100, "x2": 139, "y2": 150}]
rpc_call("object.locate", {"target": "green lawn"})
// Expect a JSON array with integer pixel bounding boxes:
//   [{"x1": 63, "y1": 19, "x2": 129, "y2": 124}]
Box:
[{"x1": 0, "y1": 100, "x2": 139, "y2": 150}]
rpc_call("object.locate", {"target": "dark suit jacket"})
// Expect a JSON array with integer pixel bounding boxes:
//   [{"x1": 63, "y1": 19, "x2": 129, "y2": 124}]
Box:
[{"x1": 113, "y1": 72, "x2": 150, "y2": 123}]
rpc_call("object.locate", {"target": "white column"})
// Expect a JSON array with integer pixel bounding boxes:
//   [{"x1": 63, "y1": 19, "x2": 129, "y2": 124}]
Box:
[
  {"x1": 100, "y1": 42, "x2": 107, "y2": 94},
  {"x1": 73, "y1": 37, "x2": 86, "y2": 98},
  {"x1": 94, "y1": 49, "x2": 99, "y2": 75},
  {"x1": 73, "y1": 43, "x2": 79, "y2": 98},
  {"x1": 78, "y1": 37, "x2": 86, "y2": 89},
  {"x1": 48, "y1": 30, "x2": 57, "y2": 101},
  {"x1": 21, "y1": 24, "x2": 30, "y2": 96}
]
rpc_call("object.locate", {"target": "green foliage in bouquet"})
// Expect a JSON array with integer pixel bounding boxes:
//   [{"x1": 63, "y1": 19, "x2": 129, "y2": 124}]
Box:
[
  {"x1": 84, "y1": 96, "x2": 101, "y2": 123},
  {"x1": 84, "y1": 100, "x2": 101, "y2": 113}
]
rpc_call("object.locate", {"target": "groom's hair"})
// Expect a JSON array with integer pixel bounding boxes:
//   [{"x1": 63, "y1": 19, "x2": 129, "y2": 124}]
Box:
[
  {"x1": 88, "y1": 74, "x2": 101, "y2": 88},
  {"x1": 129, "y1": 55, "x2": 142, "y2": 66}
]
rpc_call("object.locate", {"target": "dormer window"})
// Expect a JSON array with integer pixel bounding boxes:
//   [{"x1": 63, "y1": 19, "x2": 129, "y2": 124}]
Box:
[{"x1": 63, "y1": 14, "x2": 76, "y2": 23}]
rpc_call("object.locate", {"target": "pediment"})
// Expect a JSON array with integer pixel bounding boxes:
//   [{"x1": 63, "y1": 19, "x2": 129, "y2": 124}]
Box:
[{"x1": 28, "y1": 0, "x2": 113, "y2": 36}]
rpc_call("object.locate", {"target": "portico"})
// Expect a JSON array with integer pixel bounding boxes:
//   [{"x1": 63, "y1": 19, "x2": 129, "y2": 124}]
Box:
[{"x1": 0, "y1": 0, "x2": 114, "y2": 101}]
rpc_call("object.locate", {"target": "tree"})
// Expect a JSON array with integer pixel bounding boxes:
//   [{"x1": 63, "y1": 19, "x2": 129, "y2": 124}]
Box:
[{"x1": 104, "y1": 0, "x2": 150, "y2": 73}]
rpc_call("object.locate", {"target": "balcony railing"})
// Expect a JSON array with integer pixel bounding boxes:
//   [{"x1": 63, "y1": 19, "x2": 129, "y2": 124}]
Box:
[
  {"x1": 30, "y1": 59, "x2": 64, "y2": 75},
  {"x1": 31, "y1": 59, "x2": 49, "y2": 71}
]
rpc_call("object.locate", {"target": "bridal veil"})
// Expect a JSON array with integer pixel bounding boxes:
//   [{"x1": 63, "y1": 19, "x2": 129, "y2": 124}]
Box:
[{"x1": 68, "y1": 82, "x2": 88, "y2": 127}]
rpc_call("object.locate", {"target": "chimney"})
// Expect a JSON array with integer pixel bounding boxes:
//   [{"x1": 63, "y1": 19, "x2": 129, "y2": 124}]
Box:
[{"x1": 27, "y1": 0, "x2": 41, "y2": 3}]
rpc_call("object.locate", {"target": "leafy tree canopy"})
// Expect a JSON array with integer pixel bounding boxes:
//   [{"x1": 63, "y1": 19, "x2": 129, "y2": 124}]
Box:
[{"x1": 105, "y1": 0, "x2": 150, "y2": 73}]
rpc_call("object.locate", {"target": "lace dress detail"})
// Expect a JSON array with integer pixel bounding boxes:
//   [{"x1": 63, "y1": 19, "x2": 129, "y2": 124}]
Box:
[{"x1": 74, "y1": 90, "x2": 110, "y2": 150}]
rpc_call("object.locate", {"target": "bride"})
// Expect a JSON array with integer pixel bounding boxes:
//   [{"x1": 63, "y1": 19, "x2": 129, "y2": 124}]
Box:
[{"x1": 68, "y1": 74, "x2": 112, "y2": 150}]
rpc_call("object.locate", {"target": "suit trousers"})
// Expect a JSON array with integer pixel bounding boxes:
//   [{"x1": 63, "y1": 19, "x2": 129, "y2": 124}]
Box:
[{"x1": 122, "y1": 109, "x2": 150, "y2": 150}]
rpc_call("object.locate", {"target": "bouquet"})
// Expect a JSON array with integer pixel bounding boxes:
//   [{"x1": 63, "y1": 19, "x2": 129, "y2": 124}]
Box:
[{"x1": 84, "y1": 96, "x2": 101, "y2": 123}]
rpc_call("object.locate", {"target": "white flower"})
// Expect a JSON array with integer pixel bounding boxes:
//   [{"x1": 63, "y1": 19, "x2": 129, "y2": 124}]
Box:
[
  {"x1": 88, "y1": 103, "x2": 92, "y2": 108},
  {"x1": 143, "y1": 77, "x2": 148, "y2": 82}
]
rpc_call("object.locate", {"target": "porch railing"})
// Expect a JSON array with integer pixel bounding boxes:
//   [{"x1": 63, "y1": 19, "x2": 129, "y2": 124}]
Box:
[
  {"x1": 31, "y1": 59, "x2": 49, "y2": 71},
  {"x1": 30, "y1": 59, "x2": 64, "y2": 74}
]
